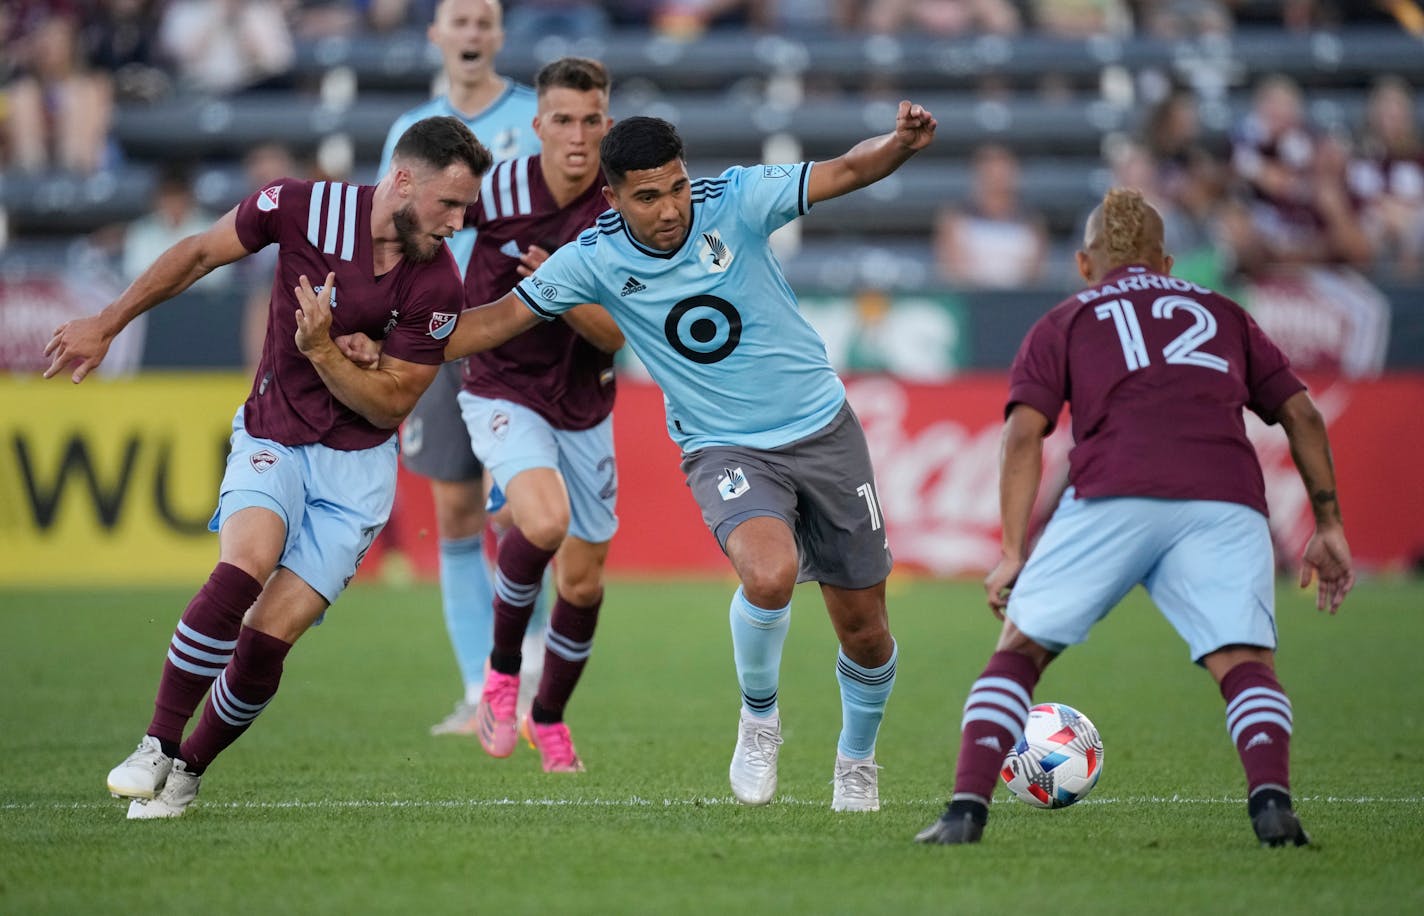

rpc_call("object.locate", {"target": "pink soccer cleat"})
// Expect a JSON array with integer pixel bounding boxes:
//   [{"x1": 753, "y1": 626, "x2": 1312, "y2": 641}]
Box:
[
  {"x1": 474, "y1": 667, "x2": 520, "y2": 758},
  {"x1": 521, "y1": 715, "x2": 585, "y2": 773}
]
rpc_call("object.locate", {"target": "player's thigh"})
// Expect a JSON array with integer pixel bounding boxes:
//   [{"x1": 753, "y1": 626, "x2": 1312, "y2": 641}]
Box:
[
  {"x1": 400, "y1": 362, "x2": 482, "y2": 482},
  {"x1": 210, "y1": 407, "x2": 304, "y2": 577},
  {"x1": 1144, "y1": 501, "x2": 1277, "y2": 663},
  {"x1": 552, "y1": 415, "x2": 619, "y2": 545},
  {"x1": 785, "y1": 403, "x2": 893, "y2": 590},
  {"x1": 680, "y1": 444, "x2": 799, "y2": 556},
  {"x1": 458, "y1": 393, "x2": 561, "y2": 493},
  {"x1": 281, "y1": 440, "x2": 399, "y2": 606},
  {"x1": 1007, "y1": 492, "x2": 1165, "y2": 653}
]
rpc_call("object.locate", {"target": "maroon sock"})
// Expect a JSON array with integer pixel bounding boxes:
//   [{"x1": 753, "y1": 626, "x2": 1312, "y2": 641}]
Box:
[
  {"x1": 179, "y1": 626, "x2": 291, "y2": 772},
  {"x1": 147, "y1": 563, "x2": 263, "y2": 745},
  {"x1": 952, "y1": 650, "x2": 1042, "y2": 804},
  {"x1": 490, "y1": 527, "x2": 556, "y2": 672},
  {"x1": 1220, "y1": 661, "x2": 1293, "y2": 795},
  {"x1": 533, "y1": 593, "x2": 602, "y2": 723}
]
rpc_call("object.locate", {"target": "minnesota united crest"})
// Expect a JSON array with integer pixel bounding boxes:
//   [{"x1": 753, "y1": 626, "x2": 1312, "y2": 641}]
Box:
[{"x1": 700, "y1": 230, "x2": 733, "y2": 273}]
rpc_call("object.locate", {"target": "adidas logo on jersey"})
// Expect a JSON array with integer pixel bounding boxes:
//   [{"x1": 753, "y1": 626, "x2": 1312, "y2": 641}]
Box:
[
  {"x1": 500, "y1": 239, "x2": 522, "y2": 259},
  {"x1": 620, "y1": 276, "x2": 647, "y2": 296}
]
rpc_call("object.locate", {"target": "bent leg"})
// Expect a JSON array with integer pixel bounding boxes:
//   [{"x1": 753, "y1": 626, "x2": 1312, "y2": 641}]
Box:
[
  {"x1": 179, "y1": 569, "x2": 328, "y2": 771},
  {"x1": 725, "y1": 517, "x2": 798, "y2": 718},
  {"x1": 533, "y1": 536, "x2": 609, "y2": 723},
  {"x1": 822, "y1": 580, "x2": 896, "y2": 759}
]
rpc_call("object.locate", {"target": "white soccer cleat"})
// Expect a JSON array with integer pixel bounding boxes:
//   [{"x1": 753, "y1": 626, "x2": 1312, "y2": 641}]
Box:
[
  {"x1": 517, "y1": 627, "x2": 546, "y2": 723},
  {"x1": 429, "y1": 699, "x2": 481, "y2": 736},
  {"x1": 106, "y1": 735, "x2": 173, "y2": 800},
  {"x1": 831, "y1": 753, "x2": 881, "y2": 812},
  {"x1": 126, "y1": 760, "x2": 200, "y2": 819},
  {"x1": 729, "y1": 710, "x2": 782, "y2": 805}
]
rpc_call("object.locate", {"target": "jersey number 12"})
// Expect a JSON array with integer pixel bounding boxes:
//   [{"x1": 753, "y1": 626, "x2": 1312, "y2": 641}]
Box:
[{"x1": 1094, "y1": 294, "x2": 1228, "y2": 373}]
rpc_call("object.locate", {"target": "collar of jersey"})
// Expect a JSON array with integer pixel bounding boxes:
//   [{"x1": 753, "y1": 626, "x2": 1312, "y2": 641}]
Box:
[{"x1": 621, "y1": 200, "x2": 695, "y2": 260}]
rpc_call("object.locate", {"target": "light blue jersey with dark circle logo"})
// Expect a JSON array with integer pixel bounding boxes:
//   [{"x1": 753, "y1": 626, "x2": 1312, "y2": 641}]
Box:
[{"x1": 515, "y1": 163, "x2": 846, "y2": 452}]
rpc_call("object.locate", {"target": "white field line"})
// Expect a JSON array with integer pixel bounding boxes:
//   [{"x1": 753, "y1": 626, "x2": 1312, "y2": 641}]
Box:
[{"x1": 4, "y1": 794, "x2": 1423, "y2": 813}]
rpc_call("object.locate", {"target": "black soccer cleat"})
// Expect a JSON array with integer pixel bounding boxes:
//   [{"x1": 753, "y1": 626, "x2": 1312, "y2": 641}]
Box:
[
  {"x1": 1251, "y1": 797, "x2": 1311, "y2": 848},
  {"x1": 914, "y1": 802, "x2": 987, "y2": 845}
]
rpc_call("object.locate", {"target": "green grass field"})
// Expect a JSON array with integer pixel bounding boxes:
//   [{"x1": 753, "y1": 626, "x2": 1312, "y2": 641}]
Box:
[{"x1": 2, "y1": 576, "x2": 1421, "y2": 914}]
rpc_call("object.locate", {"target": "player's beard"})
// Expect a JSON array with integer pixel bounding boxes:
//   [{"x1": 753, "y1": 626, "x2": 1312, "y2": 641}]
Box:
[{"x1": 393, "y1": 204, "x2": 442, "y2": 263}]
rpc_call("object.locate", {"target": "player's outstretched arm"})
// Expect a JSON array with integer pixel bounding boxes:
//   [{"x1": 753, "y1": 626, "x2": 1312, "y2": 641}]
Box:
[
  {"x1": 984, "y1": 404, "x2": 1050, "y2": 618},
  {"x1": 805, "y1": 100, "x2": 936, "y2": 206},
  {"x1": 562, "y1": 304, "x2": 624, "y2": 354},
  {"x1": 294, "y1": 273, "x2": 439, "y2": 429},
  {"x1": 1275, "y1": 390, "x2": 1355, "y2": 613},
  {"x1": 442, "y1": 291, "x2": 542, "y2": 361},
  {"x1": 44, "y1": 207, "x2": 250, "y2": 383}
]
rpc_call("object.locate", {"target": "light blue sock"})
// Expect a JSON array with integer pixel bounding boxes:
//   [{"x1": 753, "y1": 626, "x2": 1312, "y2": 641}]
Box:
[
  {"x1": 729, "y1": 587, "x2": 791, "y2": 719},
  {"x1": 438, "y1": 534, "x2": 495, "y2": 697},
  {"x1": 836, "y1": 641, "x2": 898, "y2": 759}
]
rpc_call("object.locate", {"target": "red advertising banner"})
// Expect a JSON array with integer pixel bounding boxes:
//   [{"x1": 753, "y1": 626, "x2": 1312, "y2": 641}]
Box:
[{"x1": 365, "y1": 375, "x2": 1424, "y2": 580}]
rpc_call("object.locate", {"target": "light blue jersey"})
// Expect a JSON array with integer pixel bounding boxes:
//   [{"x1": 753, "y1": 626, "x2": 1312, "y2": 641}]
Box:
[
  {"x1": 378, "y1": 82, "x2": 540, "y2": 273},
  {"x1": 514, "y1": 163, "x2": 846, "y2": 452}
]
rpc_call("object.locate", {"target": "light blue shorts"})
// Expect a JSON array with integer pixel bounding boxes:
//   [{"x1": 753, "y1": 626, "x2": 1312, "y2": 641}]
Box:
[
  {"x1": 1007, "y1": 489, "x2": 1277, "y2": 662},
  {"x1": 208, "y1": 408, "x2": 399, "y2": 605},
  {"x1": 457, "y1": 392, "x2": 618, "y2": 545}
]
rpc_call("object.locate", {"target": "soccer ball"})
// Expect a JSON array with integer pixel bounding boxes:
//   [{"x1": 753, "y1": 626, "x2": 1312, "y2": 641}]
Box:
[{"x1": 1000, "y1": 702, "x2": 1104, "y2": 809}]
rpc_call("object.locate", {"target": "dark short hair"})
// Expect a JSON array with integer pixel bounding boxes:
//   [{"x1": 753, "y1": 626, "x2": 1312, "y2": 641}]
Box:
[
  {"x1": 599, "y1": 116, "x2": 684, "y2": 186},
  {"x1": 392, "y1": 116, "x2": 493, "y2": 178},
  {"x1": 536, "y1": 57, "x2": 610, "y2": 96}
]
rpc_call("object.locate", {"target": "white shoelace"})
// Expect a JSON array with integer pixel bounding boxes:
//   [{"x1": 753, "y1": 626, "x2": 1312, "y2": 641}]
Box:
[
  {"x1": 834, "y1": 761, "x2": 880, "y2": 799},
  {"x1": 740, "y1": 722, "x2": 783, "y2": 769}
]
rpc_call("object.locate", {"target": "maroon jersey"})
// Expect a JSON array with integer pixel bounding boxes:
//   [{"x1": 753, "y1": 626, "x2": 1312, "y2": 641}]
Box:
[
  {"x1": 1008, "y1": 264, "x2": 1305, "y2": 515},
  {"x1": 460, "y1": 155, "x2": 614, "y2": 430},
  {"x1": 234, "y1": 178, "x2": 463, "y2": 450}
]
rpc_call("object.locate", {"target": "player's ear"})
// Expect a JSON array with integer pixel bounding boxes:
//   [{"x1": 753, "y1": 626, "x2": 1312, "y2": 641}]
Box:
[
  {"x1": 1162, "y1": 253, "x2": 1175, "y2": 276},
  {"x1": 1075, "y1": 249, "x2": 1094, "y2": 284},
  {"x1": 602, "y1": 184, "x2": 618, "y2": 210}
]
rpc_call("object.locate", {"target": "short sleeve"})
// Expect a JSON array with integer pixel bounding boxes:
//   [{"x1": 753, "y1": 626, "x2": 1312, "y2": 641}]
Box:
[
  {"x1": 727, "y1": 163, "x2": 812, "y2": 238},
  {"x1": 233, "y1": 178, "x2": 303, "y2": 254},
  {"x1": 382, "y1": 251, "x2": 465, "y2": 366},
  {"x1": 1242, "y1": 311, "x2": 1306, "y2": 422},
  {"x1": 512, "y1": 239, "x2": 600, "y2": 321},
  {"x1": 1006, "y1": 316, "x2": 1069, "y2": 433}
]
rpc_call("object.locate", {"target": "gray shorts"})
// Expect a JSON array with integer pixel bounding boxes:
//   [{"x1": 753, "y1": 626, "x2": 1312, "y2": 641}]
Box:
[
  {"x1": 398, "y1": 361, "x2": 483, "y2": 482},
  {"x1": 681, "y1": 401, "x2": 893, "y2": 590}
]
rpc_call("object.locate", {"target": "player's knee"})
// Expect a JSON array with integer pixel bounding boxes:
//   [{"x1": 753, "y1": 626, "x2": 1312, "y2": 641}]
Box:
[
  {"x1": 558, "y1": 579, "x2": 604, "y2": 608},
  {"x1": 738, "y1": 560, "x2": 797, "y2": 609},
  {"x1": 519, "y1": 513, "x2": 570, "y2": 552}
]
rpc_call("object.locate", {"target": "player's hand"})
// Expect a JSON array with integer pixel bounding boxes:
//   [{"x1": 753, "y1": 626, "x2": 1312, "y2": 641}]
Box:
[
  {"x1": 518, "y1": 244, "x2": 550, "y2": 278},
  {"x1": 984, "y1": 554, "x2": 1026, "y2": 620},
  {"x1": 43, "y1": 314, "x2": 113, "y2": 383},
  {"x1": 334, "y1": 332, "x2": 382, "y2": 369},
  {"x1": 294, "y1": 272, "x2": 337, "y2": 358},
  {"x1": 1299, "y1": 524, "x2": 1355, "y2": 614},
  {"x1": 894, "y1": 100, "x2": 937, "y2": 153}
]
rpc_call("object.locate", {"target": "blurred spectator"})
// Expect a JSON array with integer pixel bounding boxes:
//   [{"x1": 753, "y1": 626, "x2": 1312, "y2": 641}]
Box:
[
  {"x1": 504, "y1": 0, "x2": 611, "y2": 40},
  {"x1": 3, "y1": 1, "x2": 114, "y2": 174},
  {"x1": 1347, "y1": 77, "x2": 1424, "y2": 278},
  {"x1": 1106, "y1": 139, "x2": 1227, "y2": 289},
  {"x1": 1142, "y1": 87, "x2": 1229, "y2": 247},
  {"x1": 933, "y1": 144, "x2": 1048, "y2": 288},
  {"x1": 236, "y1": 142, "x2": 298, "y2": 369},
  {"x1": 1137, "y1": 0, "x2": 1233, "y2": 38},
  {"x1": 158, "y1": 0, "x2": 295, "y2": 95},
  {"x1": 122, "y1": 163, "x2": 228, "y2": 292},
  {"x1": 861, "y1": 0, "x2": 1022, "y2": 35},
  {"x1": 1223, "y1": 74, "x2": 1372, "y2": 272},
  {"x1": 1028, "y1": 0, "x2": 1133, "y2": 36},
  {"x1": 83, "y1": 0, "x2": 171, "y2": 104}
]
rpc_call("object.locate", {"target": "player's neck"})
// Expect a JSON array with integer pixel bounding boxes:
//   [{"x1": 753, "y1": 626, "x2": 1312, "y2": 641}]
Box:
[
  {"x1": 446, "y1": 73, "x2": 506, "y2": 119},
  {"x1": 542, "y1": 162, "x2": 600, "y2": 209}
]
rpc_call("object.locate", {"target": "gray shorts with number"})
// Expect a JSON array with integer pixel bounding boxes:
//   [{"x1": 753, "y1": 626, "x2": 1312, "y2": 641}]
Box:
[
  {"x1": 680, "y1": 401, "x2": 893, "y2": 590},
  {"x1": 399, "y1": 361, "x2": 484, "y2": 482}
]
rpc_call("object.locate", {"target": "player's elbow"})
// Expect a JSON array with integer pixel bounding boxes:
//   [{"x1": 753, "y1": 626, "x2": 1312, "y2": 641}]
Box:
[{"x1": 1275, "y1": 390, "x2": 1324, "y2": 438}]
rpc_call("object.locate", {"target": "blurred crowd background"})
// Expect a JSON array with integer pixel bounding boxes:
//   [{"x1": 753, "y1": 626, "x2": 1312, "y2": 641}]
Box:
[{"x1": 3, "y1": 0, "x2": 1422, "y2": 379}]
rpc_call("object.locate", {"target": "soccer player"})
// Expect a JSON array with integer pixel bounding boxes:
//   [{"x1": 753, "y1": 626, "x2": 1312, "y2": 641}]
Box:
[
  {"x1": 429, "y1": 102, "x2": 939, "y2": 809},
  {"x1": 378, "y1": 0, "x2": 544, "y2": 737},
  {"x1": 43, "y1": 116, "x2": 492, "y2": 819},
  {"x1": 458, "y1": 57, "x2": 622, "y2": 773},
  {"x1": 914, "y1": 188, "x2": 1355, "y2": 847}
]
